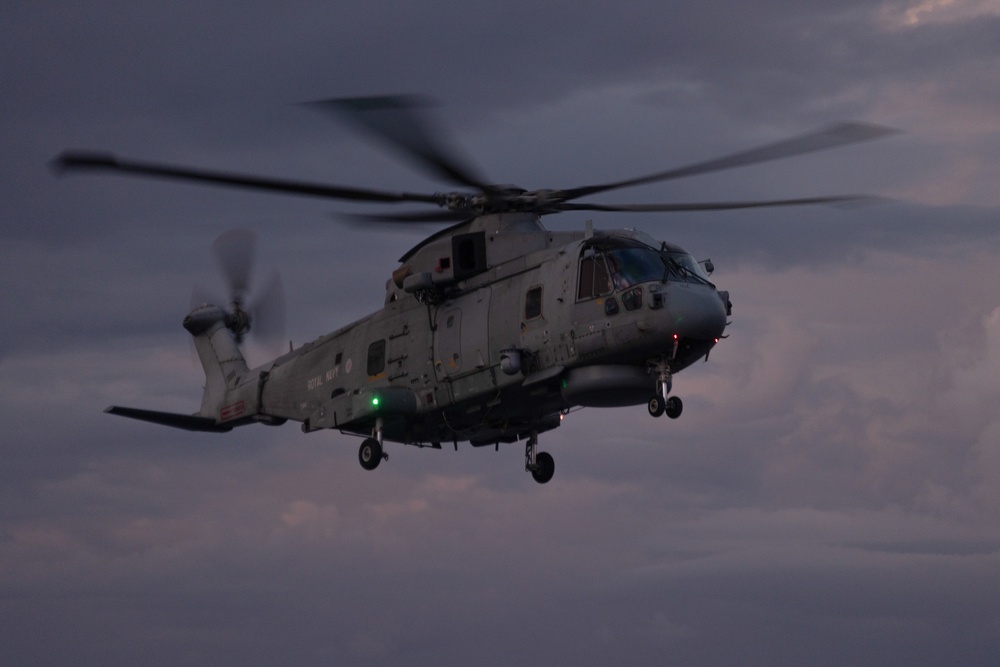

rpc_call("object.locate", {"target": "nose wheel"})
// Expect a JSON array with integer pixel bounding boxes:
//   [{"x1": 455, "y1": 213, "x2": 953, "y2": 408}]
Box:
[
  {"x1": 647, "y1": 395, "x2": 682, "y2": 418},
  {"x1": 647, "y1": 395, "x2": 665, "y2": 417},
  {"x1": 648, "y1": 359, "x2": 683, "y2": 421},
  {"x1": 665, "y1": 395, "x2": 682, "y2": 419}
]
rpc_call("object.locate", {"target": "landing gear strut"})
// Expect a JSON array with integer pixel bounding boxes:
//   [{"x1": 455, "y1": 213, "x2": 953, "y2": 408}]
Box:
[
  {"x1": 648, "y1": 357, "x2": 682, "y2": 419},
  {"x1": 524, "y1": 431, "x2": 554, "y2": 484},
  {"x1": 359, "y1": 417, "x2": 389, "y2": 471}
]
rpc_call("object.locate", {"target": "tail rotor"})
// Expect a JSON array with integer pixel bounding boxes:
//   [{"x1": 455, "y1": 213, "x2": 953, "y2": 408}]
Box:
[{"x1": 195, "y1": 228, "x2": 286, "y2": 350}]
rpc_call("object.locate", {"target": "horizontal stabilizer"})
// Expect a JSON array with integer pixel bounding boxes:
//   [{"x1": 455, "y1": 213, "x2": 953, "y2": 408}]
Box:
[{"x1": 105, "y1": 406, "x2": 232, "y2": 432}]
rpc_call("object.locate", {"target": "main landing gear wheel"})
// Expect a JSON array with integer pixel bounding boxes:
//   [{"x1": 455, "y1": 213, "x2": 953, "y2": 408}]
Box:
[
  {"x1": 531, "y1": 452, "x2": 555, "y2": 484},
  {"x1": 648, "y1": 395, "x2": 666, "y2": 418},
  {"x1": 524, "y1": 431, "x2": 554, "y2": 484},
  {"x1": 665, "y1": 396, "x2": 683, "y2": 419},
  {"x1": 358, "y1": 437, "x2": 385, "y2": 471}
]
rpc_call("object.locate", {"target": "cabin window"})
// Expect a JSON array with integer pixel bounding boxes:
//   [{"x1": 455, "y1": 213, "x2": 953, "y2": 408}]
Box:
[
  {"x1": 452, "y1": 232, "x2": 487, "y2": 279},
  {"x1": 525, "y1": 286, "x2": 543, "y2": 320},
  {"x1": 456, "y1": 239, "x2": 477, "y2": 272},
  {"x1": 367, "y1": 340, "x2": 386, "y2": 376},
  {"x1": 577, "y1": 254, "x2": 612, "y2": 300}
]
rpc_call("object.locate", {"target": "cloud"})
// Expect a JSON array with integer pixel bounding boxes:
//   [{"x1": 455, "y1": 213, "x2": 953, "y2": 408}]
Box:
[
  {"x1": 5, "y1": 2, "x2": 1000, "y2": 665},
  {"x1": 879, "y1": 0, "x2": 1000, "y2": 28}
]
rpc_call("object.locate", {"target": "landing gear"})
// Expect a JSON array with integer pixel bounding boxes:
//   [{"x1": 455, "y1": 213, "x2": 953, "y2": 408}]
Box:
[
  {"x1": 665, "y1": 395, "x2": 683, "y2": 419},
  {"x1": 525, "y1": 432, "x2": 555, "y2": 484},
  {"x1": 647, "y1": 395, "x2": 666, "y2": 417},
  {"x1": 649, "y1": 392, "x2": 683, "y2": 419},
  {"x1": 358, "y1": 437, "x2": 385, "y2": 470},
  {"x1": 359, "y1": 417, "x2": 389, "y2": 471},
  {"x1": 648, "y1": 358, "x2": 682, "y2": 419},
  {"x1": 532, "y1": 452, "x2": 555, "y2": 484}
]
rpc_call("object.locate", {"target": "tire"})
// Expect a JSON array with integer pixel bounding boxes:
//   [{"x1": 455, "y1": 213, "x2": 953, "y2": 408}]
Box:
[
  {"x1": 648, "y1": 396, "x2": 665, "y2": 418},
  {"x1": 531, "y1": 451, "x2": 555, "y2": 484},
  {"x1": 359, "y1": 438, "x2": 383, "y2": 471},
  {"x1": 665, "y1": 396, "x2": 683, "y2": 419}
]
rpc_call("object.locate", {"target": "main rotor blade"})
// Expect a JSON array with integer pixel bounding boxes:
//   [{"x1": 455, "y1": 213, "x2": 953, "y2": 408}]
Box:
[
  {"x1": 304, "y1": 95, "x2": 494, "y2": 192},
  {"x1": 560, "y1": 122, "x2": 899, "y2": 201},
  {"x1": 340, "y1": 209, "x2": 474, "y2": 224},
  {"x1": 558, "y1": 194, "x2": 876, "y2": 213},
  {"x1": 53, "y1": 151, "x2": 447, "y2": 205}
]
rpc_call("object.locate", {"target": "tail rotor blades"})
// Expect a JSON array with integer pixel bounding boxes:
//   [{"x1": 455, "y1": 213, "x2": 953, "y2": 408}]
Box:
[
  {"x1": 203, "y1": 228, "x2": 286, "y2": 351},
  {"x1": 212, "y1": 228, "x2": 256, "y2": 305},
  {"x1": 248, "y1": 269, "x2": 287, "y2": 351}
]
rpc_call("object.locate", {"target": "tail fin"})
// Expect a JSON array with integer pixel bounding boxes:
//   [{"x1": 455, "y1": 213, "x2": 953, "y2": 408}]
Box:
[
  {"x1": 104, "y1": 305, "x2": 251, "y2": 432},
  {"x1": 183, "y1": 305, "x2": 250, "y2": 419}
]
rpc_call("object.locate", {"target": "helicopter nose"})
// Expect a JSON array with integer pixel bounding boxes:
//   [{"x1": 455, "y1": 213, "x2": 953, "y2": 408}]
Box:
[{"x1": 668, "y1": 285, "x2": 728, "y2": 341}]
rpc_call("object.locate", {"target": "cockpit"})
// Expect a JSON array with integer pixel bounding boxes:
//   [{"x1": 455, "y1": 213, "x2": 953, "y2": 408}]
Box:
[{"x1": 577, "y1": 234, "x2": 712, "y2": 301}]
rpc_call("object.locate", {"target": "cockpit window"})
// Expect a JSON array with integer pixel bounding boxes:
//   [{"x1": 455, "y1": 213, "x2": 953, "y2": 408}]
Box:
[
  {"x1": 666, "y1": 251, "x2": 712, "y2": 284},
  {"x1": 577, "y1": 254, "x2": 613, "y2": 300},
  {"x1": 605, "y1": 247, "x2": 667, "y2": 290},
  {"x1": 578, "y1": 237, "x2": 712, "y2": 298}
]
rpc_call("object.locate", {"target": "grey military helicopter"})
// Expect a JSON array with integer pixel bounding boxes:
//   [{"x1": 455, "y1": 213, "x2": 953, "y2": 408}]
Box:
[{"x1": 55, "y1": 96, "x2": 894, "y2": 483}]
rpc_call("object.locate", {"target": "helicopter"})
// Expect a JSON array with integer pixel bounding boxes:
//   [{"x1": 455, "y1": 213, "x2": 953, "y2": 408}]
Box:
[{"x1": 54, "y1": 96, "x2": 895, "y2": 483}]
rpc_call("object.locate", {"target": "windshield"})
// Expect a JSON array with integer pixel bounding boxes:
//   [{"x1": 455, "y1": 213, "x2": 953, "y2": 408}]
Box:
[
  {"x1": 577, "y1": 237, "x2": 713, "y2": 301},
  {"x1": 665, "y1": 251, "x2": 712, "y2": 284},
  {"x1": 605, "y1": 247, "x2": 665, "y2": 289},
  {"x1": 602, "y1": 246, "x2": 712, "y2": 289}
]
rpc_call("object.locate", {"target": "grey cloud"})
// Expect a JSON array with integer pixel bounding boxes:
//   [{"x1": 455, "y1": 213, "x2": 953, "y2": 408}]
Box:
[{"x1": 5, "y1": 2, "x2": 1000, "y2": 665}]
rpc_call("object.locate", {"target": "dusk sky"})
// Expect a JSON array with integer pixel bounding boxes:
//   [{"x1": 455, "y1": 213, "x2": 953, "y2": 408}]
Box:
[{"x1": 4, "y1": 2, "x2": 1000, "y2": 664}]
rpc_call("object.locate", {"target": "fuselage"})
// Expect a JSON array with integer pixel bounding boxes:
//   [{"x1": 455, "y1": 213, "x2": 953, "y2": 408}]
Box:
[{"x1": 227, "y1": 213, "x2": 729, "y2": 447}]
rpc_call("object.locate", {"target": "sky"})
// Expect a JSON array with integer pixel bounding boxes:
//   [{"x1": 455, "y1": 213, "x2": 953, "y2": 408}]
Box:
[{"x1": 3, "y1": 1, "x2": 1000, "y2": 664}]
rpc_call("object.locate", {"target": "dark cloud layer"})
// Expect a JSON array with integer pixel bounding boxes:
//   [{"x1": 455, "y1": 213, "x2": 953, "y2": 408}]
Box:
[{"x1": 4, "y1": 2, "x2": 1000, "y2": 665}]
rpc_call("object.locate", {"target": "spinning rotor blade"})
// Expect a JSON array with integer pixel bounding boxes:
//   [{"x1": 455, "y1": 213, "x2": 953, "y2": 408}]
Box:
[
  {"x1": 204, "y1": 228, "x2": 287, "y2": 350},
  {"x1": 342, "y1": 209, "x2": 474, "y2": 224},
  {"x1": 54, "y1": 100, "x2": 897, "y2": 222},
  {"x1": 212, "y1": 228, "x2": 256, "y2": 302},
  {"x1": 558, "y1": 194, "x2": 876, "y2": 213},
  {"x1": 248, "y1": 269, "x2": 287, "y2": 349},
  {"x1": 53, "y1": 151, "x2": 446, "y2": 205},
  {"x1": 305, "y1": 95, "x2": 494, "y2": 192},
  {"x1": 559, "y1": 122, "x2": 899, "y2": 201}
]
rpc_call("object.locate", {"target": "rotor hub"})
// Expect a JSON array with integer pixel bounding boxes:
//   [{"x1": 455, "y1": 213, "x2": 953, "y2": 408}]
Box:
[{"x1": 224, "y1": 304, "x2": 251, "y2": 342}]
